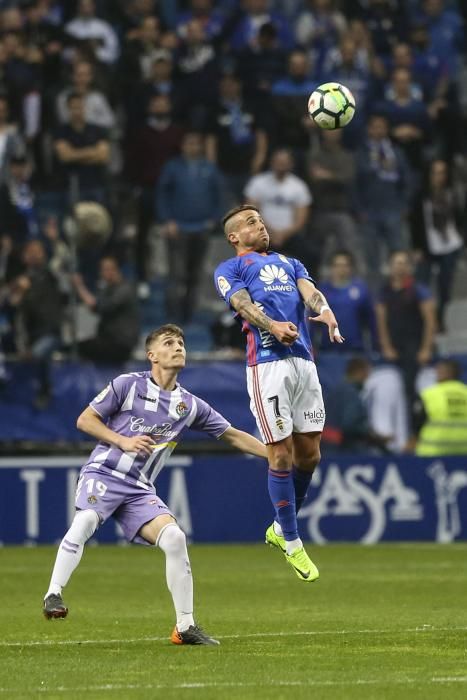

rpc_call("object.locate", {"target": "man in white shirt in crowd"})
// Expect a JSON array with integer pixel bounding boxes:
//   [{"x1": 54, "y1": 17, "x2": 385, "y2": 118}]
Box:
[
  {"x1": 56, "y1": 60, "x2": 116, "y2": 129},
  {"x1": 244, "y1": 148, "x2": 313, "y2": 266},
  {"x1": 66, "y1": 0, "x2": 120, "y2": 66}
]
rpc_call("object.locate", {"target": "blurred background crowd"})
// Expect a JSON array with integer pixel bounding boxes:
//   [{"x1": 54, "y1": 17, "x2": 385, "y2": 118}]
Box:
[{"x1": 0, "y1": 0, "x2": 466, "y2": 453}]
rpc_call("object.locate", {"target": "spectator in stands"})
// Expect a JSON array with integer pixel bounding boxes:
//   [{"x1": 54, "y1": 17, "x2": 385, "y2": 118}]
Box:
[
  {"x1": 116, "y1": 0, "x2": 160, "y2": 36},
  {"x1": 229, "y1": 0, "x2": 294, "y2": 52},
  {"x1": 42, "y1": 215, "x2": 73, "y2": 296},
  {"x1": 314, "y1": 250, "x2": 377, "y2": 352},
  {"x1": 324, "y1": 357, "x2": 391, "y2": 453},
  {"x1": 0, "y1": 233, "x2": 18, "y2": 352},
  {"x1": 4, "y1": 8, "x2": 59, "y2": 174},
  {"x1": 120, "y1": 15, "x2": 163, "y2": 88},
  {"x1": 132, "y1": 51, "x2": 184, "y2": 126},
  {"x1": 271, "y1": 50, "x2": 317, "y2": 169},
  {"x1": 65, "y1": 0, "x2": 120, "y2": 66},
  {"x1": 73, "y1": 255, "x2": 140, "y2": 365},
  {"x1": 350, "y1": 0, "x2": 408, "y2": 59},
  {"x1": 364, "y1": 363, "x2": 409, "y2": 453},
  {"x1": 54, "y1": 92, "x2": 110, "y2": 204},
  {"x1": 157, "y1": 131, "x2": 223, "y2": 322},
  {"x1": 308, "y1": 128, "x2": 359, "y2": 269},
  {"x1": 0, "y1": 155, "x2": 39, "y2": 250},
  {"x1": 125, "y1": 94, "x2": 185, "y2": 296},
  {"x1": 0, "y1": 30, "x2": 43, "y2": 130},
  {"x1": 244, "y1": 147, "x2": 313, "y2": 265},
  {"x1": 376, "y1": 67, "x2": 431, "y2": 172},
  {"x1": 345, "y1": 19, "x2": 374, "y2": 73},
  {"x1": 295, "y1": 0, "x2": 347, "y2": 76},
  {"x1": 8, "y1": 239, "x2": 63, "y2": 409},
  {"x1": 235, "y1": 21, "x2": 287, "y2": 107},
  {"x1": 404, "y1": 23, "x2": 460, "y2": 160},
  {"x1": 176, "y1": 0, "x2": 226, "y2": 42},
  {"x1": 56, "y1": 60, "x2": 116, "y2": 129},
  {"x1": 376, "y1": 249, "x2": 437, "y2": 423},
  {"x1": 206, "y1": 74, "x2": 268, "y2": 206},
  {"x1": 1, "y1": 6, "x2": 24, "y2": 33},
  {"x1": 355, "y1": 114, "x2": 412, "y2": 286},
  {"x1": 24, "y1": 1, "x2": 64, "y2": 88},
  {"x1": 0, "y1": 231, "x2": 14, "y2": 283},
  {"x1": 415, "y1": 358, "x2": 467, "y2": 456},
  {"x1": 384, "y1": 41, "x2": 447, "y2": 103},
  {"x1": 320, "y1": 36, "x2": 371, "y2": 145},
  {"x1": 414, "y1": 0, "x2": 464, "y2": 79},
  {"x1": 176, "y1": 19, "x2": 219, "y2": 130},
  {"x1": 0, "y1": 96, "x2": 24, "y2": 184},
  {"x1": 410, "y1": 159, "x2": 465, "y2": 328}
]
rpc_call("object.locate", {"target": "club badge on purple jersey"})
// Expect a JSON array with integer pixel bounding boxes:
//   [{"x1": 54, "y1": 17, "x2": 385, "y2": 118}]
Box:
[{"x1": 176, "y1": 401, "x2": 188, "y2": 417}]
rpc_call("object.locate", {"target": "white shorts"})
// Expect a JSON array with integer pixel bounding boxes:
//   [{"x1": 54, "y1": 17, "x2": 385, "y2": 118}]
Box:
[{"x1": 246, "y1": 357, "x2": 325, "y2": 444}]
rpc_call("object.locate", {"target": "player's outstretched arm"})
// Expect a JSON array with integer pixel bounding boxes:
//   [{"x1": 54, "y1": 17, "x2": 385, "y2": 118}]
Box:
[
  {"x1": 77, "y1": 406, "x2": 155, "y2": 455},
  {"x1": 297, "y1": 278, "x2": 345, "y2": 344},
  {"x1": 230, "y1": 288, "x2": 299, "y2": 346},
  {"x1": 220, "y1": 426, "x2": 267, "y2": 459}
]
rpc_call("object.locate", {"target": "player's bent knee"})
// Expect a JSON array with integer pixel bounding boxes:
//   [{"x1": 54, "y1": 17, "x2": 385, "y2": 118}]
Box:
[
  {"x1": 139, "y1": 514, "x2": 176, "y2": 546},
  {"x1": 267, "y1": 444, "x2": 293, "y2": 472},
  {"x1": 269, "y1": 459, "x2": 291, "y2": 472},
  {"x1": 69, "y1": 509, "x2": 99, "y2": 544},
  {"x1": 296, "y1": 448, "x2": 321, "y2": 472},
  {"x1": 156, "y1": 523, "x2": 187, "y2": 555}
]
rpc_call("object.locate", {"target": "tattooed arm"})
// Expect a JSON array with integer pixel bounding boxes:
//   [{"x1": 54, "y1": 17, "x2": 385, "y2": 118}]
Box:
[
  {"x1": 229, "y1": 288, "x2": 299, "y2": 346},
  {"x1": 297, "y1": 278, "x2": 344, "y2": 344}
]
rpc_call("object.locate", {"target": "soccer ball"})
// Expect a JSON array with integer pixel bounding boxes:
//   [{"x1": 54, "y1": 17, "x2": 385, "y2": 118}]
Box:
[{"x1": 308, "y1": 82, "x2": 356, "y2": 130}]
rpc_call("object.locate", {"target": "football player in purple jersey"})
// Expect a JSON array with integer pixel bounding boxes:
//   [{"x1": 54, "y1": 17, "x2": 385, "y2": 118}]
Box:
[
  {"x1": 214, "y1": 205, "x2": 343, "y2": 582},
  {"x1": 43, "y1": 324, "x2": 267, "y2": 646}
]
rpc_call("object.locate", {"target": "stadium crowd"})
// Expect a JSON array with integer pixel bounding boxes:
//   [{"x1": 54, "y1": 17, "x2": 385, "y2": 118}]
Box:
[{"x1": 0, "y1": 0, "x2": 466, "y2": 450}]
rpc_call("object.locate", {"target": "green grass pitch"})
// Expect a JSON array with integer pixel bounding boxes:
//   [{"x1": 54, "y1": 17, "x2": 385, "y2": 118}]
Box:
[{"x1": 1, "y1": 543, "x2": 467, "y2": 700}]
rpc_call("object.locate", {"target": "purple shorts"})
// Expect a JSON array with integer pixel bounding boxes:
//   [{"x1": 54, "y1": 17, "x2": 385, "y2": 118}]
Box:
[{"x1": 75, "y1": 467, "x2": 173, "y2": 545}]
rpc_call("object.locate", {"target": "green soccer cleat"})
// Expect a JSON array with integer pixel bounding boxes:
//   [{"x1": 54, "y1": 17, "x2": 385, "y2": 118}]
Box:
[
  {"x1": 285, "y1": 546, "x2": 320, "y2": 582},
  {"x1": 265, "y1": 523, "x2": 286, "y2": 553}
]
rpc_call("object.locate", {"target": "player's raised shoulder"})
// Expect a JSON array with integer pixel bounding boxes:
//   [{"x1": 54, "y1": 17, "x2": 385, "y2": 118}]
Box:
[
  {"x1": 112, "y1": 371, "x2": 146, "y2": 382},
  {"x1": 214, "y1": 256, "x2": 242, "y2": 299},
  {"x1": 214, "y1": 255, "x2": 240, "y2": 276},
  {"x1": 107, "y1": 371, "x2": 146, "y2": 398}
]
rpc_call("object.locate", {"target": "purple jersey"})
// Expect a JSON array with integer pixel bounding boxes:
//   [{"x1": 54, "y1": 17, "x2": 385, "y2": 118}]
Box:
[{"x1": 84, "y1": 371, "x2": 230, "y2": 490}]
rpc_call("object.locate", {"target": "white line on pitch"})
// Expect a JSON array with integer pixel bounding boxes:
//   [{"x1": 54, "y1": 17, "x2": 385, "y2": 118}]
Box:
[
  {"x1": 1, "y1": 677, "x2": 467, "y2": 693},
  {"x1": 1, "y1": 626, "x2": 467, "y2": 648}
]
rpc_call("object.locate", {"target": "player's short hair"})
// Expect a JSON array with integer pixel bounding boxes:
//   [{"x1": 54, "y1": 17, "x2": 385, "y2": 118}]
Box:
[
  {"x1": 437, "y1": 359, "x2": 462, "y2": 380},
  {"x1": 222, "y1": 204, "x2": 260, "y2": 237},
  {"x1": 145, "y1": 324, "x2": 184, "y2": 350}
]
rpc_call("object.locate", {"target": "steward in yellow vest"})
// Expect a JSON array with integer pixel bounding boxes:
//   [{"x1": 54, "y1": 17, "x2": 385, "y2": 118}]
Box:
[{"x1": 416, "y1": 360, "x2": 467, "y2": 456}]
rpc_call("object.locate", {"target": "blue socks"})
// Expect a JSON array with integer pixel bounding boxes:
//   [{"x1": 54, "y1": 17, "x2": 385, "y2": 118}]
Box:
[
  {"x1": 293, "y1": 467, "x2": 313, "y2": 514},
  {"x1": 267, "y1": 469, "x2": 298, "y2": 541}
]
